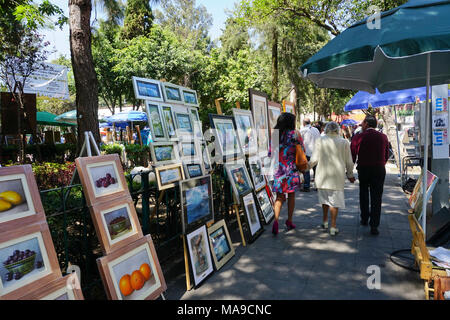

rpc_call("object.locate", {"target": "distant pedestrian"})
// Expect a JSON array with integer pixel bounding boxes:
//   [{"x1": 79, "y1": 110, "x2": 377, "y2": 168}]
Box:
[
  {"x1": 299, "y1": 118, "x2": 320, "y2": 192},
  {"x1": 350, "y1": 115, "x2": 390, "y2": 235},
  {"x1": 308, "y1": 122, "x2": 355, "y2": 236},
  {"x1": 271, "y1": 113, "x2": 305, "y2": 235}
]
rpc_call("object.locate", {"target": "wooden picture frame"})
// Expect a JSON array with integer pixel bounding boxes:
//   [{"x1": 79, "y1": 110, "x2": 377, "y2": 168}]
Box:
[
  {"x1": 97, "y1": 235, "x2": 166, "y2": 300},
  {"x1": 160, "y1": 104, "x2": 178, "y2": 141},
  {"x1": 186, "y1": 225, "x2": 214, "y2": 287},
  {"x1": 248, "y1": 155, "x2": 266, "y2": 192},
  {"x1": 225, "y1": 160, "x2": 253, "y2": 203},
  {"x1": 283, "y1": 100, "x2": 296, "y2": 115},
  {"x1": 256, "y1": 188, "x2": 275, "y2": 224},
  {"x1": 149, "y1": 141, "x2": 179, "y2": 166},
  {"x1": 75, "y1": 154, "x2": 128, "y2": 207},
  {"x1": 89, "y1": 197, "x2": 144, "y2": 255},
  {"x1": 132, "y1": 77, "x2": 164, "y2": 102},
  {"x1": 249, "y1": 88, "x2": 270, "y2": 157},
  {"x1": 20, "y1": 272, "x2": 84, "y2": 300},
  {"x1": 154, "y1": 163, "x2": 185, "y2": 191},
  {"x1": 209, "y1": 114, "x2": 244, "y2": 163},
  {"x1": 0, "y1": 165, "x2": 46, "y2": 231},
  {"x1": 0, "y1": 223, "x2": 62, "y2": 300},
  {"x1": 162, "y1": 82, "x2": 183, "y2": 104},
  {"x1": 145, "y1": 101, "x2": 167, "y2": 142},
  {"x1": 207, "y1": 219, "x2": 235, "y2": 271},
  {"x1": 180, "y1": 175, "x2": 214, "y2": 234},
  {"x1": 242, "y1": 192, "x2": 264, "y2": 242},
  {"x1": 181, "y1": 88, "x2": 199, "y2": 107},
  {"x1": 232, "y1": 108, "x2": 258, "y2": 156}
]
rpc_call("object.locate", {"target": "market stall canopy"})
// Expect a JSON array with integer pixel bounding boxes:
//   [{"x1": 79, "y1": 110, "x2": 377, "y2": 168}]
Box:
[
  {"x1": 55, "y1": 110, "x2": 108, "y2": 124},
  {"x1": 340, "y1": 119, "x2": 358, "y2": 126},
  {"x1": 300, "y1": 0, "x2": 450, "y2": 93},
  {"x1": 105, "y1": 110, "x2": 147, "y2": 123},
  {"x1": 37, "y1": 111, "x2": 76, "y2": 127}
]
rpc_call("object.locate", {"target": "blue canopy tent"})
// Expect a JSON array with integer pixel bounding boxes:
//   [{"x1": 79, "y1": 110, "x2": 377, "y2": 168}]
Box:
[
  {"x1": 104, "y1": 111, "x2": 148, "y2": 143},
  {"x1": 341, "y1": 119, "x2": 358, "y2": 126}
]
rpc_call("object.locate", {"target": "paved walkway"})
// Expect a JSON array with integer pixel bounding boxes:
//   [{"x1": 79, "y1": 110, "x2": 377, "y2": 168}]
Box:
[{"x1": 165, "y1": 164, "x2": 424, "y2": 300}]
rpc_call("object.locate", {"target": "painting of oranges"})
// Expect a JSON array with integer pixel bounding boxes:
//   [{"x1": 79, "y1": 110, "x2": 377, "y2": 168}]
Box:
[{"x1": 112, "y1": 248, "x2": 157, "y2": 300}]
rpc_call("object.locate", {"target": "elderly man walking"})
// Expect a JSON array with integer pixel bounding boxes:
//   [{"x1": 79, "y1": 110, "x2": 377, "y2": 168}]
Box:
[
  {"x1": 351, "y1": 115, "x2": 390, "y2": 236},
  {"x1": 300, "y1": 118, "x2": 320, "y2": 192}
]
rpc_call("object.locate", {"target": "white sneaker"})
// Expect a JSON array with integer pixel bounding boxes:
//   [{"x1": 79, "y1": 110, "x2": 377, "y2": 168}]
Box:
[
  {"x1": 321, "y1": 222, "x2": 329, "y2": 229},
  {"x1": 330, "y1": 227, "x2": 339, "y2": 236}
]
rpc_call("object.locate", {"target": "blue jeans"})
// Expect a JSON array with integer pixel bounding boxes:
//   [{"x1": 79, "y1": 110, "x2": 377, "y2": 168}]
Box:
[{"x1": 303, "y1": 156, "x2": 311, "y2": 189}]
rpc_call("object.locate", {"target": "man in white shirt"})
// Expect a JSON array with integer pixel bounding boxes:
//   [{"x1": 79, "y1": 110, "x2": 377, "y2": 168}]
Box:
[{"x1": 300, "y1": 118, "x2": 321, "y2": 191}]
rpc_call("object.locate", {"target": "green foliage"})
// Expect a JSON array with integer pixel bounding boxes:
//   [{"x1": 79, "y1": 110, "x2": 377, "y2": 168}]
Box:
[
  {"x1": 125, "y1": 144, "x2": 150, "y2": 167},
  {"x1": 31, "y1": 162, "x2": 76, "y2": 190},
  {"x1": 121, "y1": 0, "x2": 154, "y2": 40},
  {"x1": 101, "y1": 143, "x2": 125, "y2": 156}
]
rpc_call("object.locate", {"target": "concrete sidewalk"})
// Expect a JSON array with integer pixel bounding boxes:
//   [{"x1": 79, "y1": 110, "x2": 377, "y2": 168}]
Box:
[{"x1": 165, "y1": 164, "x2": 424, "y2": 300}]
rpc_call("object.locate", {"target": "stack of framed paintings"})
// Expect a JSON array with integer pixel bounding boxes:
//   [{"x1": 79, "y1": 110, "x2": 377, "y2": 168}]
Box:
[
  {"x1": 75, "y1": 154, "x2": 167, "y2": 300},
  {"x1": 0, "y1": 165, "x2": 82, "y2": 300}
]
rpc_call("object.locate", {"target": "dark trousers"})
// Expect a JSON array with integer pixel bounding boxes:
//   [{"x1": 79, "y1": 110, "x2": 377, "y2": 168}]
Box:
[
  {"x1": 303, "y1": 156, "x2": 316, "y2": 189},
  {"x1": 357, "y1": 166, "x2": 386, "y2": 228}
]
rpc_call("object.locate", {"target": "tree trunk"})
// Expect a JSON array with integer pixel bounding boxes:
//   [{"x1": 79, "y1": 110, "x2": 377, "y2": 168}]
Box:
[
  {"x1": 69, "y1": 0, "x2": 100, "y2": 153},
  {"x1": 271, "y1": 27, "x2": 279, "y2": 101}
]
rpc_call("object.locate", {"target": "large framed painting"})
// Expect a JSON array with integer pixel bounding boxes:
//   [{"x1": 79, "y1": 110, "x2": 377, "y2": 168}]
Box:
[
  {"x1": 186, "y1": 225, "x2": 214, "y2": 287},
  {"x1": 207, "y1": 219, "x2": 235, "y2": 271},
  {"x1": 0, "y1": 223, "x2": 61, "y2": 300},
  {"x1": 132, "y1": 77, "x2": 164, "y2": 102},
  {"x1": 283, "y1": 100, "x2": 296, "y2": 116},
  {"x1": 248, "y1": 156, "x2": 266, "y2": 192},
  {"x1": 162, "y1": 83, "x2": 183, "y2": 104},
  {"x1": 175, "y1": 112, "x2": 194, "y2": 136},
  {"x1": 249, "y1": 88, "x2": 270, "y2": 157},
  {"x1": 181, "y1": 88, "x2": 199, "y2": 107},
  {"x1": 90, "y1": 197, "x2": 144, "y2": 255},
  {"x1": 256, "y1": 188, "x2": 275, "y2": 224},
  {"x1": 145, "y1": 101, "x2": 167, "y2": 142},
  {"x1": 97, "y1": 235, "x2": 167, "y2": 300},
  {"x1": 180, "y1": 175, "x2": 214, "y2": 234},
  {"x1": 20, "y1": 272, "x2": 84, "y2": 300},
  {"x1": 242, "y1": 192, "x2": 264, "y2": 242},
  {"x1": 149, "y1": 142, "x2": 179, "y2": 166},
  {"x1": 209, "y1": 114, "x2": 244, "y2": 163},
  {"x1": 154, "y1": 163, "x2": 185, "y2": 191},
  {"x1": 161, "y1": 104, "x2": 178, "y2": 141},
  {"x1": 0, "y1": 165, "x2": 46, "y2": 231},
  {"x1": 75, "y1": 154, "x2": 128, "y2": 207},
  {"x1": 225, "y1": 160, "x2": 253, "y2": 203},
  {"x1": 232, "y1": 108, "x2": 258, "y2": 156}
]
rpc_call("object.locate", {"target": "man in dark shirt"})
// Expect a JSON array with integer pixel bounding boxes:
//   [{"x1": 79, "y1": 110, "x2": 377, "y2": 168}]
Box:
[{"x1": 351, "y1": 116, "x2": 390, "y2": 235}]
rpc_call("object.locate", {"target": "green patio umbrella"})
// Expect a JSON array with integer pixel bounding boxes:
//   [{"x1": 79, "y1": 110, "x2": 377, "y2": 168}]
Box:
[
  {"x1": 37, "y1": 111, "x2": 76, "y2": 127},
  {"x1": 300, "y1": 0, "x2": 450, "y2": 236}
]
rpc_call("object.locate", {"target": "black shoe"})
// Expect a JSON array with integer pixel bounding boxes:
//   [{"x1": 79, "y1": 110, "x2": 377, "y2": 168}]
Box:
[
  {"x1": 301, "y1": 188, "x2": 310, "y2": 192},
  {"x1": 370, "y1": 228, "x2": 379, "y2": 235},
  {"x1": 360, "y1": 220, "x2": 368, "y2": 226}
]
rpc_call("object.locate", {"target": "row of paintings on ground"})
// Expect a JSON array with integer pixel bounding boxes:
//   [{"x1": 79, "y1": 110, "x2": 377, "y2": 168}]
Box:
[{"x1": 0, "y1": 165, "x2": 83, "y2": 300}]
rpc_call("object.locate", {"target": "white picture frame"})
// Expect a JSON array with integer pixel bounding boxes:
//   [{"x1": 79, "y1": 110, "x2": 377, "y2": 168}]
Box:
[
  {"x1": 248, "y1": 155, "x2": 266, "y2": 191},
  {"x1": 145, "y1": 101, "x2": 167, "y2": 142},
  {"x1": 160, "y1": 104, "x2": 178, "y2": 141},
  {"x1": 249, "y1": 89, "x2": 270, "y2": 158},
  {"x1": 242, "y1": 192, "x2": 263, "y2": 237},
  {"x1": 186, "y1": 225, "x2": 214, "y2": 287},
  {"x1": 149, "y1": 142, "x2": 179, "y2": 166},
  {"x1": 181, "y1": 88, "x2": 199, "y2": 107},
  {"x1": 132, "y1": 77, "x2": 164, "y2": 102},
  {"x1": 162, "y1": 82, "x2": 184, "y2": 104},
  {"x1": 232, "y1": 108, "x2": 258, "y2": 156}
]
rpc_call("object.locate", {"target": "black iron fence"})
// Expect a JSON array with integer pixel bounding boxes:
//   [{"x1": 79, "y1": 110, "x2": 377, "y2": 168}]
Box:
[{"x1": 40, "y1": 167, "x2": 235, "y2": 300}]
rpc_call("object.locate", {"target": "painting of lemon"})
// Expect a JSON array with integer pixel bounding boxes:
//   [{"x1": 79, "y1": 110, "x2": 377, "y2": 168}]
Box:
[
  {"x1": 0, "y1": 191, "x2": 23, "y2": 206},
  {"x1": 0, "y1": 177, "x2": 30, "y2": 222}
]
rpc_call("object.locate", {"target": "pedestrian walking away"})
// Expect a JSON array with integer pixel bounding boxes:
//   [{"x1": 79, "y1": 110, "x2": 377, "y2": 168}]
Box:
[
  {"x1": 299, "y1": 118, "x2": 320, "y2": 192},
  {"x1": 308, "y1": 122, "x2": 355, "y2": 236},
  {"x1": 350, "y1": 115, "x2": 390, "y2": 236}
]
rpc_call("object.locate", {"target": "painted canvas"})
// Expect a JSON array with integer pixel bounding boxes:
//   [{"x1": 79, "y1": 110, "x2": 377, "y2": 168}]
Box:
[{"x1": 186, "y1": 225, "x2": 213, "y2": 286}]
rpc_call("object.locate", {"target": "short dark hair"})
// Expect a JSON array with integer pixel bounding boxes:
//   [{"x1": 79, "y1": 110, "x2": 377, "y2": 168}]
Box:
[{"x1": 364, "y1": 116, "x2": 377, "y2": 128}]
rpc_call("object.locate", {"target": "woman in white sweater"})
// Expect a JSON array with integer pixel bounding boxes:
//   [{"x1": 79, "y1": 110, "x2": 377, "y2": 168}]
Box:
[{"x1": 308, "y1": 122, "x2": 355, "y2": 235}]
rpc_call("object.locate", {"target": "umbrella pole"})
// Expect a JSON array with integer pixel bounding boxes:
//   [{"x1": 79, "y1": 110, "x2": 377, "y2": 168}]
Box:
[
  {"x1": 421, "y1": 53, "x2": 431, "y2": 236},
  {"x1": 393, "y1": 105, "x2": 402, "y2": 180}
]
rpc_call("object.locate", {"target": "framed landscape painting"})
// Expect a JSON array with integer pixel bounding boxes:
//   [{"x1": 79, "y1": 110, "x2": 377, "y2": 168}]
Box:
[
  {"x1": 256, "y1": 188, "x2": 274, "y2": 224},
  {"x1": 145, "y1": 102, "x2": 167, "y2": 141},
  {"x1": 248, "y1": 156, "x2": 266, "y2": 192},
  {"x1": 90, "y1": 197, "x2": 143, "y2": 255},
  {"x1": 225, "y1": 161, "x2": 253, "y2": 203},
  {"x1": 175, "y1": 112, "x2": 194, "y2": 136},
  {"x1": 20, "y1": 272, "x2": 84, "y2": 300},
  {"x1": 0, "y1": 223, "x2": 61, "y2": 300},
  {"x1": 75, "y1": 154, "x2": 128, "y2": 207},
  {"x1": 207, "y1": 219, "x2": 235, "y2": 271},
  {"x1": 150, "y1": 142, "x2": 179, "y2": 166},
  {"x1": 162, "y1": 83, "x2": 183, "y2": 104},
  {"x1": 97, "y1": 235, "x2": 166, "y2": 300},
  {"x1": 184, "y1": 162, "x2": 204, "y2": 179},
  {"x1": 242, "y1": 193, "x2": 263, "y2": 242},
  {"x1": 232, "y1": 108, "x2": 258, "y2": 156},
  {"x1": 180, "y1": 175, "x2": 214, "y2": 234},
  {"x1": 132, "y1": 77, "x2": 164, "y2": 102},
  {"x1": 249, "y1": 88, "x2": 270, "y2": 157},
  {"x1": 154, "y1": 163, "x2": 185, "y2": 191},
  {"x1": 182, "y1": 88, "x2": 199, "y2": 107},
  {"x1": 0, "y1": 165, "x2": 46, "y2": 231},
  {"x1": 209, "y1": 114, "x2": 243, "y2": 163},
  {"x1": 161, "y1": 105, "x2": 178, "y2": 141},
  {"x1": 179, "y1": 141, "x2": 197, "y2": 160},
  {"x1": 186, "y1": 225, "x2": 214, "y2": 287}
]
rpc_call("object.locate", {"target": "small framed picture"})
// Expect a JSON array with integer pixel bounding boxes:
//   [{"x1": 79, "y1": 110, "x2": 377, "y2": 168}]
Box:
[
  {"x1": 182, "y1": 88, "x2": 199, "y2": 107},
  {"x1": 180, "y1": 175, "x2": 214, "y2": 234},
  {"x1": 249, "y1": 88, "x2": 270, "y2": 157},
  {"x1": 161, "y1": 104, "x2": 178, "y2": 141},
  {"x1": 225, "y1": 160, "x2": 253, "y2": 203},
  {"x1": 248, "y1": 156, "x2": 266, "y2": 191},
  {"x1": 179, "y1": 141, "x2": 198, "y2": 159},
  {"x1": 0, "y1": 223, "x2": 61, "y2": 300},
  {"x1": 97, "y1": 235, "x2": 167, "y2": 300},
  {"x1": 19, "y1": 272, "x2": 84, "y2": 300},
  {"x1": 132, "y1": 77, "x2": 164, "y2": 102},
  {"x1": 184, "y1": 162, "x2": 204, "y2": 179},
  {"x1": 232, "y1": 108, "x2": 258, "y2": 156},
  {"x1": 90, "y1": 197, "x2": 144, "y2": 255},
  {"x1": 75, "y1": 154, "x2": 128, "y2": 207},
  {"x1": 189, "y1": 107, "x2": 204, "y2": 141},
  {"x1": 207, "y1": 219, "x2": 235, "y2": 271},
  {"x1": 200, "y1": 141, "x2": 212, "y2": 173},
  {"x1": 145, "y1": 101, "x2": 167, "y2": 142},
  {"x1": 154, "y1": 163, "x2": 185, "y2": 191},
  {"x1": 175, "y1": 112, "x2": 194, "y2": 136},
  {"x1": 268, "y1": 101, "x2": 282, "y2": 141},
  {"x1": 0, "y1": 165, "x2": 46, "y2": 231},
  {"x1": 283, "y1": 100, "x2": 296, "y2": 115},
  {"x1": 162, "y1": 83, "x2": 183, "y2": 104},
  {"x1": 186, "y1": 225, "x2": 214, "y2": 287},
  {"x1": 242, "y1": 193, "x2": 263, "y2": 241},
  {"x1": 149, "y1": 142, "x2": 179, "y2": 166},
  {"x1": 256, "y1": 188, "x2": 275, "y2": 224},
  {"x1": 209, "y1": 114, "x2": 244, "y2": 163}
]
